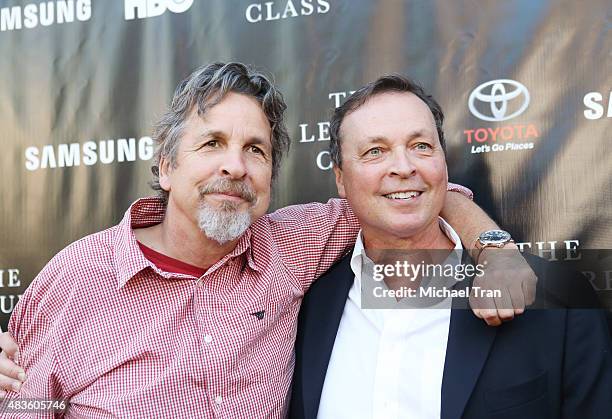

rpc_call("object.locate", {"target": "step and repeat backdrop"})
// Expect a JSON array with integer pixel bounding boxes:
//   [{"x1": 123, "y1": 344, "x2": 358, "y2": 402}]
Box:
[{"x1": 0, "y1": 0, "x2": 610, "y2": 328}]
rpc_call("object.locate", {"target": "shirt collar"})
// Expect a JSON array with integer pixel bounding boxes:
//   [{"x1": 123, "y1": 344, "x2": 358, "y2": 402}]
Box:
[
  {"x1": 113, "y1": 196, "x2": 258, "y2": 289},
  {"x1": 350, "y1": 217, "x2": 463, "y2": 294},
  {"x1": 204, "y1": 228, "x2": 259, "y2": 275}
]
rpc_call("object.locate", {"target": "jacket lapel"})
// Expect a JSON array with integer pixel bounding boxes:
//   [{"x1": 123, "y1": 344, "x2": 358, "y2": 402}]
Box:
[
  {"x1": 441, "y1": 259, "x2": 497, "y2": 419},
  {"x1": 301, "y1": 256, "x2": 354, "y2": 419}
]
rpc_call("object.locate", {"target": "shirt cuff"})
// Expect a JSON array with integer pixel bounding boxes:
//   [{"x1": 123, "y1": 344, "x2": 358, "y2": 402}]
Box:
[{"x1": 447, "y1": 182, "x2": 473, "y2": 200}]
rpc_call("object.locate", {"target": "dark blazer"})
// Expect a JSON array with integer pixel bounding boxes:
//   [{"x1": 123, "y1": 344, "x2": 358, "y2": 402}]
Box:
[{"x1": 290, "y1": 253, "x2": 612, "y2": 419}]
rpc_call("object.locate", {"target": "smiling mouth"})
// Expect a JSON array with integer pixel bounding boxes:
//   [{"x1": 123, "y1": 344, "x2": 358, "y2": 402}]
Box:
[
  {"x1": 199, "y1": 179, "x2": 256, "y2": 204},
  {"x1": 383, "y1": 191, "x2": 422, "y2": 200},
  {"x1": 207, "y1": 193, "x2": 246, "y2": 202}
]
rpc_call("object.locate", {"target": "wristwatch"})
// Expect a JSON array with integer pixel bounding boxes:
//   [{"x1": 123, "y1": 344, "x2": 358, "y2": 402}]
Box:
[{"x1": 474, "y1": 230, "x2": 514, "y2": 261}]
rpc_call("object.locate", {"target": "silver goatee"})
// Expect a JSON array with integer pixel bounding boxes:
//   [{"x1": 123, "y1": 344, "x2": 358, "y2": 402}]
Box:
[{"x1": 197, "y1": 179, "x2": 256, "y2": 244}]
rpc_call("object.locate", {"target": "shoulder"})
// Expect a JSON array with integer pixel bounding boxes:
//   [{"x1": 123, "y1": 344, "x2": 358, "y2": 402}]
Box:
[
  {"x1": 495, "y1": 253, "x2": 609, "y2": 343},
  {"x1": 308, "y1": 254, "x2": 353, "y2": 289},
  {"x1": 9, "y1": 226, "x2": 123, "y2": 343},
  {"x1": 20, "y1": 226, "x2": 121, "y2": 312},
  {"x1": 522, "y1": 253, "x2": 600, "y2": 309},
  {"x1": 40, "y1": 226, "x2": 118, "y2": 280},
  {"x1": 301, "y1": 254, "x2": 353, "y2": 305}
]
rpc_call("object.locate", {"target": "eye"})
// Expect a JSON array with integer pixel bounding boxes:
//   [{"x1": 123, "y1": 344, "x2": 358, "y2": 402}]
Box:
[
  {"x1": 248, "y1": 145, "x2": 265, "y2": 155},
  {"x1": 204, "y1": 140, "x2": 219, "y2": 148},
  {"x1": 415, "y1": 142, "x2": 432, "y2": 151},
  {"x1": 366, "y1": 147, "x2": 382, "y2": 156}
]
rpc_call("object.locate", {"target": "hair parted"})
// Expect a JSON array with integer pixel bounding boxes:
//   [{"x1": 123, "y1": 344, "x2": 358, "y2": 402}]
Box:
[
  {"x1": 150, "y1": 62, "x2": 290, "y2": 204},
  {"x1": 329, "y1": 74, "x2": 446, "y2": 168}
]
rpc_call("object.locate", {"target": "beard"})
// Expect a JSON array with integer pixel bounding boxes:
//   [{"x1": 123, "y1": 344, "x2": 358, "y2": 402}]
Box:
[
  {"x1": 197, "y1": 201, "x2": 252, "y2": 244},
  {"x1": 197, "y1": 179, "x2": 256, "y2": 244}
]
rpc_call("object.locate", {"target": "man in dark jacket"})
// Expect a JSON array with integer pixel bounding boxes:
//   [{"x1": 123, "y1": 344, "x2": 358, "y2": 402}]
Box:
[{"x1": 290, "y1": 74, "x2": 612, "y2": 419}]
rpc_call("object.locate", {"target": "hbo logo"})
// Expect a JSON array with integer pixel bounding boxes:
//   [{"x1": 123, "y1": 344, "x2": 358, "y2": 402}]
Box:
[{"x1": 125, "y1": 0, "x2": 194, "y2": 20}]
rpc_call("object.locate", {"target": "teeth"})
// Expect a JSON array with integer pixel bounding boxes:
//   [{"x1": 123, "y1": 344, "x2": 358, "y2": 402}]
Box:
[{"x1": 385, "y1": 191, "x2": 420, "y2": 200}]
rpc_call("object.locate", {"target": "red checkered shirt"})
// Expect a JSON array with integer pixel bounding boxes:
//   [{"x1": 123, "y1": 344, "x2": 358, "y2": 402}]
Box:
[{"x1": 5, "y1": 186, "x2": 471, "y2": 419}]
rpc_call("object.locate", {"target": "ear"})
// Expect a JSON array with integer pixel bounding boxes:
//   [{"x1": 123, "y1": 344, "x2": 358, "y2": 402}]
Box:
[
  {"x1": 158, "y1": 156, "x2": 172, "y2": 192},
  {"x1": 333, "y1": 165, "x2": 346, "y2": 198}
]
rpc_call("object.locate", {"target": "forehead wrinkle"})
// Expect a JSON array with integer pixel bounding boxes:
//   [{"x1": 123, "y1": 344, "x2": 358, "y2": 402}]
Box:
[
  {"x1": 404, "y1": 128, "x2": 435, "y2": 141},
  {"x1": 198, "y1": 129, "x2": 226, "y2": 140}
]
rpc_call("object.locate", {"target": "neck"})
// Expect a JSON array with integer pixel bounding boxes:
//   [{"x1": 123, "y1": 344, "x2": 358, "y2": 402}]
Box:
[
  {"x1": 363, "y1": 219, "x2": 455, "y2": 295},
  {"x1": 134, "y1": 202, "x2": 241, "y2": 270},
  {"x1": 363, "y1": 219, "x2": 454, "y2": 252}
]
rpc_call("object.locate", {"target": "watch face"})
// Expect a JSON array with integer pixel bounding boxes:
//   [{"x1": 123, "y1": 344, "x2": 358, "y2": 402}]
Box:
[{"x1": 479, "y1": 230, "x2": 511, "y2": 244}]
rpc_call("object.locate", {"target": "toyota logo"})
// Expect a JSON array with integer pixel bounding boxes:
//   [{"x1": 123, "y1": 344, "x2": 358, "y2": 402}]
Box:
[{"x1": 468, "y1": 79, "x2": 530, "y2": 122}]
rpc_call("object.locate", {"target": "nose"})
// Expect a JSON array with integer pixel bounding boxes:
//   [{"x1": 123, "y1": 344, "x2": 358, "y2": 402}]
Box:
[
  {"x1": 219, "y1": 147, "x2": 247, "y2": 179},
  {"x1": 388, "y1": 148, "x2": 416, "y2": 178}
]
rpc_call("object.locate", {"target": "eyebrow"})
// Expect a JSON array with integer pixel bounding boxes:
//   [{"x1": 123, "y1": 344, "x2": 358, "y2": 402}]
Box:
[
  {"x1": 246, "y1": 136, "x2": 272, "y2": 148},
  {"x1": 363, "y1": 129, "x2": 434, "y2": 144},
  {"x1": 197, "y1": 130, "x2": 271, "y2": 149},
  {"x1": 197, "y1": 130, "x2": 225, "y2": 141}
]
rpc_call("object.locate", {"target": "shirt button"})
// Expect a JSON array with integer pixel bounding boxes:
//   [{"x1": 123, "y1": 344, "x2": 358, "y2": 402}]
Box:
[
  {"x1": 204, "y1": 335, "x2": 213, "y2": 343},
  {"x1": 215, "y1": 395, "x2": 223, "y2": 405}
]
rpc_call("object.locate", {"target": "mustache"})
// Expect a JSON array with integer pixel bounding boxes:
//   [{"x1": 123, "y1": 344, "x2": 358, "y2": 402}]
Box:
[{"x1": 198, "y1": 179, "x2": 256, "y2": 203}]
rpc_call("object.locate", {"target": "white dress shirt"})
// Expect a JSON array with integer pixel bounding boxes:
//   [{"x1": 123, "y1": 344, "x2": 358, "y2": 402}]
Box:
[{"x1": 317, "y1": 218, "x2": 463, "y2": 419}]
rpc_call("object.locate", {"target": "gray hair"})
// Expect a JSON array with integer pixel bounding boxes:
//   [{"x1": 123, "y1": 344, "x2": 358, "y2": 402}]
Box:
[
  {"x1": 329, "y1": 74, "x2": 446, "y2": 168},
  {"x1": 150, "y1": 62, "x2": 290, "y2": 204}
]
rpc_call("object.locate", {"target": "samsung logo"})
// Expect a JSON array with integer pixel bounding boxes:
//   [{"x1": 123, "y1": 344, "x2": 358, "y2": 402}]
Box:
[
  {"x1": 0, "y1": 0, "x2": 91, "y2": 32},
  {"x1": 25, "y1": 137, "x2": 154, "y2": 171}
]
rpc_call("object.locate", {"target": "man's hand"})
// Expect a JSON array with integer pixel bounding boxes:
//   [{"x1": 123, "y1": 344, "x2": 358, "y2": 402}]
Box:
[
  {"x1": 440, "y1": 190, "x2": 538, "y2": 326},
  {"x1": 469, "y1": 245, "x2": 537, "y2": 326},
  {"x1": 0, "y1": 331, "x2": 25, "y2": 396}
]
